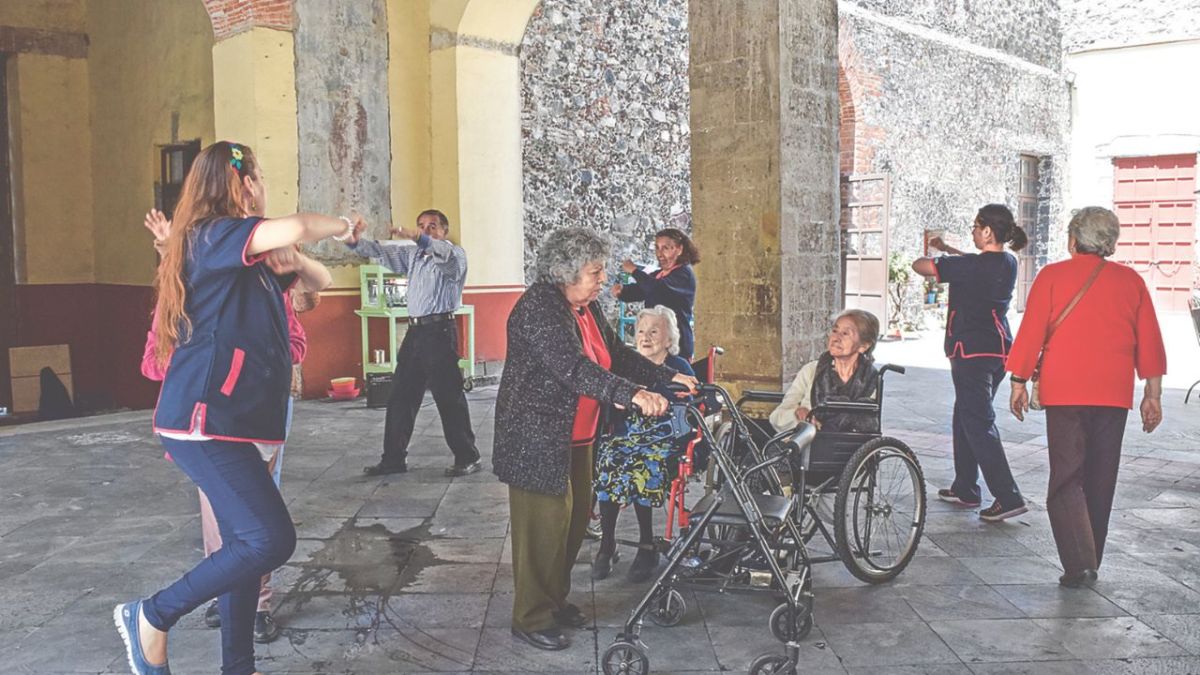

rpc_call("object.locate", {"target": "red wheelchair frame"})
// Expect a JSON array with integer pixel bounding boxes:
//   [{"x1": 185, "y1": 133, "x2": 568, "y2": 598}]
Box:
[{"x1": 662, "y1": 345, "x2": 723, "y2": 541}]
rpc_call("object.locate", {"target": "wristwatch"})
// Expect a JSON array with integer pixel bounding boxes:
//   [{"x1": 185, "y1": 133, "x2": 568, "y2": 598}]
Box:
[{"x1": 1009, "y1": 375, "x2": 1028, "y2": 384}]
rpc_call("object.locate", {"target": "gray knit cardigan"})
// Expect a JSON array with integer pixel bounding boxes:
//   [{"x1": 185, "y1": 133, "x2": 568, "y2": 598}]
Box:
[{"x1": 492, "y1": 282, "x2": 677, "y2": 495}]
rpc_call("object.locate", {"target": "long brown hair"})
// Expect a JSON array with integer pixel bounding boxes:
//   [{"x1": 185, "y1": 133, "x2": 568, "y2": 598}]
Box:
[
  {"x1": 655, "y1": 227, "x2": 701, "y2": 266},
  {"x1": 152, "y1": 141, "x2": 259, "y2": 364}
]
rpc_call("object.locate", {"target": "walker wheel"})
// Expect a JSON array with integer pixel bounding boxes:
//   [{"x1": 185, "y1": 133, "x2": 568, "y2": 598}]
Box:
[
  {"x1": 601, "y1": 639, "x2": 650, "y2": 675},
  {"x1": 646, "y1": 588, "x2": 686, "y2": 627},
  {"x1": 769, "y1": 601, "x2": 813, "y2": 642},
  {"x1": 749, "y1": 653, "x2": 796, "y2": 675},
  {"x1": 462, "y1": 377, "x2": 474, "y2": 392}
]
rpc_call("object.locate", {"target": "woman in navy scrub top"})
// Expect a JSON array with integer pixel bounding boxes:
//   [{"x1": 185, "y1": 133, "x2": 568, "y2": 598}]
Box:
[
  {"x1": 912, "y1": 204, "x2": 1030, "y2": 524},
  {"x1": 113, "y1": 141, "x2": 350, "y2": 675}
]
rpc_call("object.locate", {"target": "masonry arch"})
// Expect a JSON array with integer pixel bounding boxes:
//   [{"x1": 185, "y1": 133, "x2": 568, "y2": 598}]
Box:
[{"x1": 429, "y1": 0, "x2": 541, "y2": 292}]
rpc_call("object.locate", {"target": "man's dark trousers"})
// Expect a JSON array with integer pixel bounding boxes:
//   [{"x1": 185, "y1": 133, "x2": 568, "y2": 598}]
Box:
[
  {"x1": 380, "y1": 320, "x2": 479, "y2": 468},
  {"x1": 949, "y1": 356, "x2": 1023, "y2": 509}
]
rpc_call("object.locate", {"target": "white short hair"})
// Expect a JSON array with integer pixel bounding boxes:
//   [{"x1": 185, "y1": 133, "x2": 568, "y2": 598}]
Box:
[
  {"x1": 1068, "y1": 206, "x2": 1121, "y2": 258},
  {"x1": 636, "y1": 306, "x2": 681, "y2": 356}
]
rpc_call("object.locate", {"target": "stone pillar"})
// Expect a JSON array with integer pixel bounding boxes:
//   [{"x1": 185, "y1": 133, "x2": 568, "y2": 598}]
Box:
[{"x1": 689, "y1": 0, "x2": 840, "y2": 392}]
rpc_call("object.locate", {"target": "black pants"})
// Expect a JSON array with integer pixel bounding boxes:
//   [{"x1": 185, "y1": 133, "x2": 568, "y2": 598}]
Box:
[
  {"x1": 1045, "y1": 405, "x2": 1128, "y2": 574},
  {"x1": 949, "y1": 356, "x2": 1023, "y2": 510},
  {"x1": 381, "y1": 321, "x2": 479, "y2": 467}
]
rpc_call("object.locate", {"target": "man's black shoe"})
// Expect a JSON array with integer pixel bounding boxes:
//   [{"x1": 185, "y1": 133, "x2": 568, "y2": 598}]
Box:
[
  {"x1": 254, "y1": 611, "x2": 280, "y2": 643},
  {"x1": 364, "y1": 461, "x2": 408, "y2": 476},
  {"x1": 445, "y1": 459, "x2": 482, "y2": 477},
  {"x1": 1059, "y1": 569, "x2": 1098, "y2": 588},
  {"x1": 553, "y1": 603, "x2": 588, "y2": 629},
  {"x1": 204, "y1": 600, "x2": 220, "y2": 628},
  {"x1": 511, "y1": 627, "x2": 569, "y2": 650}
]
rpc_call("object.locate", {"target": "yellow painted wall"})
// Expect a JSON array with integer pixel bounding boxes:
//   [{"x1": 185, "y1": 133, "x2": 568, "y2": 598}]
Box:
[
  {"x1": 9, "y1": 53, "x2": 93, "y2": 284},
  {"x1": 424, "y1": 0, "x2": 541, "y2": 287},
  {"x1": 387, "y1": 0, "x2": 433, "y2": 230},
  {"x1": 0, "y1": 0, "x2": 85, "y2": 33},
  {"x1": 212, "y1": 28, "x2": 299, "y2": 218},
  {"x1": 455, "y1": 46, "x2": 524, "y2": 286},
  {"x1": 88, "y1": 0, "x2": 216, "y2": 286}
]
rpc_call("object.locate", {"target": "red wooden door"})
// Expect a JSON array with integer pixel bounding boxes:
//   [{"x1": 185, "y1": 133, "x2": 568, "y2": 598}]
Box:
[{"x1": 1112, "y1": 154, "x2": 1197, "y2": 314}]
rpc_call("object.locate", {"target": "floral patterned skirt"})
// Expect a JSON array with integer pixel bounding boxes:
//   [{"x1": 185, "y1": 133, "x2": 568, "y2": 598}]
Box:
[{"x1": 593, "y1": 414, "x2": 678, "y2": 508}]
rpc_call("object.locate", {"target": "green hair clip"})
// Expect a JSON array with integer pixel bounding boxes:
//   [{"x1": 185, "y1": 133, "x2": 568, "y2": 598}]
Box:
[{"x1": 229, "y1": 144, "x2": 244, "y2": 172}]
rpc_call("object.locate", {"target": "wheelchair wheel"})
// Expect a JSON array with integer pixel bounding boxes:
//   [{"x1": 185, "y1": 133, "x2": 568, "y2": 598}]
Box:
[
  {"x1": 602, "y1": 640, "x2": 649, "y2": 675},
  {"x1": 833, "y1": 437, "x2": 926, "y2": 583},
  {"x1": 749, "y1": 653, "x2": 796, "y2": 675},
  {"x1": 646, "y1": 588, "x2": 686, "y2": 627},
  {"x1": 769, "y1": 601, "x2": 813, "y2": 642}
]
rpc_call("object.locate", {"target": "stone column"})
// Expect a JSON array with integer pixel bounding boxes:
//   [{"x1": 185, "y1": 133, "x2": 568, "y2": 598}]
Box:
[{"x1": 689, "y1": 0, "x2": 840, "y2": 392}]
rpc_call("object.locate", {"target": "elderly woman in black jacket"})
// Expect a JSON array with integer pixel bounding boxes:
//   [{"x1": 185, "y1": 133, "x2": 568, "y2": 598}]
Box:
[{"x1": 494, "y1": 227, "x2": 698, "y2": 651}]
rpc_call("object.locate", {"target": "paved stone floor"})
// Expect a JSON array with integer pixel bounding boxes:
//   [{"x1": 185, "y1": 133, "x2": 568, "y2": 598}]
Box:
[{"x1": 1, "y1": 365, "x2": 1199, "y2": 673}]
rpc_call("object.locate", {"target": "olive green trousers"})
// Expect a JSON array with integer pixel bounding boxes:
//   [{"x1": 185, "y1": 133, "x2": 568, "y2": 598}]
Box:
[{"x1": 508, "y1": 443, "x2": 593, "y2": 633}]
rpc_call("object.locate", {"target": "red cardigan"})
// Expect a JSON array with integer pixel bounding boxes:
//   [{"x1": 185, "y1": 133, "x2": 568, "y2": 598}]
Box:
[{"x1": 1007, "y1": 254, "x2": 1166, "y2": 409}]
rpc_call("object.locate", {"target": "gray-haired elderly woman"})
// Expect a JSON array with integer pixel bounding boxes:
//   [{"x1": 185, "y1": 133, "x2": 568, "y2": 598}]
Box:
[
  {"x1": 493, "y1": 227, "x2": 698, "y2": 651},
  {"x1": 1007, "y1": 206, "x2": 1166, "y2": 588}
]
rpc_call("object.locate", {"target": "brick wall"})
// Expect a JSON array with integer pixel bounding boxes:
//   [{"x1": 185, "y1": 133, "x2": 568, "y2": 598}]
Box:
[{"x1": 202, "y1": 0, "x2": 294, "y2": 40}]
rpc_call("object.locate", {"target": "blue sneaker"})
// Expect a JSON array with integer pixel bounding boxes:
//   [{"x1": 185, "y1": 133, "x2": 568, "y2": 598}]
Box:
[{"x1": 113, "y1": 600, "x2": 171, "y2": 675}]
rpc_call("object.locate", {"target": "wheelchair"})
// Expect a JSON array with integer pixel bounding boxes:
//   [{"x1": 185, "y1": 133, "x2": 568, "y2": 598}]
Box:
[
  {"x1": 600, "y1": 366, "x2": 926, "y2": 675},
  {"x1": 733, "y1": 363, "x2": 927, "y2": 585}
]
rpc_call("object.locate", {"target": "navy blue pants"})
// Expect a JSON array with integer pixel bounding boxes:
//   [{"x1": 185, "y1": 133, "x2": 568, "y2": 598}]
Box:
[
  {"x1": 949, "y1": 357, "x2": 1024, "y2": 510},
  {"x1": 147, "y1": 438, "x2": 296, "y2": 675}
]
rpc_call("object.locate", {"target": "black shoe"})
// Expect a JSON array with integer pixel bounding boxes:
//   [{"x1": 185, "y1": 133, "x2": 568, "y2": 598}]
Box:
[
  {"x1": 511, "y1": 626, "x2": 569, "y2": 650},
  {"x1": 937, "y1": 488, "x2": 981, "y2": 507},
  {"x1": 627, "y1": 548, "x2": 660, "y2": 583},
  {"x1": 979, "y1": 500, "x2": 1029, "y2": 523},
  {"x1": 254, "y1": 611, "x2": 280, "y2": 643},
  {"x1": 1059, "y1": 569, "x2": 1098, "y2": 588},
  {"x1": 592, "y1": 550, "x2": 619, "y2": 580},
  {"x1": 444, "y1": 459, "x2": 482, "y2": 477},
  {"x1": 364, "y1": 461, "x2": 407, "y2": 476},
  {"x1": 553, "y1": 603, "x2": 589, "y2": 629},
  {"x1": 204, "y1": 600, "x2": 220, "y2": 628}
]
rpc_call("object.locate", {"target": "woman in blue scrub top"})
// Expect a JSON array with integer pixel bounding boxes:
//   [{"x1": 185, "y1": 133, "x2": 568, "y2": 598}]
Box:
[
  {"x1": 912, "y1": 204, "x2": 1030, "y2": 524},
  {"x1": 113, "y1": 141, "x2": 351, "y2": 675}
]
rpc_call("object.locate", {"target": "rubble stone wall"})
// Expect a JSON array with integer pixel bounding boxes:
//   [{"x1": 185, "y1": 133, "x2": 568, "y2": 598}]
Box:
[{"x1": 519, "y1": 0, "x2": 691, "y2": 284}]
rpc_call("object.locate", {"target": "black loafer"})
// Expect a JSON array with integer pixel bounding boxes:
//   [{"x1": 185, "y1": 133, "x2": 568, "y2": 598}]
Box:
[
  {"x1": 445, "y1": 459, "x2": 482, "y2": 477},
  {"x1": 592, "y1": 550, "x2": 619, "y2": 580},
  {"x1": 1059, "y1": 569, "x2": 1098, "y2": 588},
  {"x1": 254, "y1": 611, "x2": 280, "y2": 643},
  {"x1": 553, "y1": 603, "x2": 589, "y2": 629},
  {"x1": 511, "y1": 627, "x2": 569, "y2": 650},
  {"x1": 628, "y1": 549, "x2": 660, "y2": 583},
  {"x1": 204, "y1": 600, "x2": 220, "y2": 628},
  {"x1": 364, "y1": 462, "x2": 408, "y2": 476}
]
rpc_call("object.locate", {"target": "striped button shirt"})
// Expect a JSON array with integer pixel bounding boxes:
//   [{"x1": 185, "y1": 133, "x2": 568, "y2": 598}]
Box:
[{"x1": 348, "y1": 234, "x2": 468, "y2": 317}]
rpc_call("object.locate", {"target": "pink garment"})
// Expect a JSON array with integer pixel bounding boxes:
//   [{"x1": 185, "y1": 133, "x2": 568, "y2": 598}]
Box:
[{"x1": 141, "y1": 292, "x2": 307, "y2": 382}]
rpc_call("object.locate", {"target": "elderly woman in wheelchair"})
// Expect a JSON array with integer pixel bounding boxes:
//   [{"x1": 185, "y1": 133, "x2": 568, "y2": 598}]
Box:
[{"x1": 769, "y1": 309, "x2": 881, "y2": 435}]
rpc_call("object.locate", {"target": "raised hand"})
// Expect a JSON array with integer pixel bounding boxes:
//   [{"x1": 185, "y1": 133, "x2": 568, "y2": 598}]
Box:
[
  {"x1": 620, "y1": 259, "x2": 637, "y2": 274},
  {"x1": 144, "y1": 209, "x2": 170, "y2": 254},
  {"x1": 390, "y1": 226, "x2": 421, "y2": 241}
]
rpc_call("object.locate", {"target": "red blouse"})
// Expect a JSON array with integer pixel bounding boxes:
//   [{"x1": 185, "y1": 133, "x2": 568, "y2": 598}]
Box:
[
  {"x1": 571, "y1": 306, "x2": 613, "y2": 443},
  {"x1": 1007, "y1": 254, "x2": 1167, "y2": 409}
]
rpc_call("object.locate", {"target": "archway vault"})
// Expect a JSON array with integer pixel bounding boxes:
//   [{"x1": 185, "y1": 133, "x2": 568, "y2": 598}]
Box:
[{"x1": 427, "y1": 0, "x2": 541, "y2": 291}]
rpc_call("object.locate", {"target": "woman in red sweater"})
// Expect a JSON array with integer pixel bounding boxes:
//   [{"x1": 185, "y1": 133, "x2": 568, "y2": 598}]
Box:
[{"x1": 1007, "y1": 206, "x2": 1166, "y2": 588}]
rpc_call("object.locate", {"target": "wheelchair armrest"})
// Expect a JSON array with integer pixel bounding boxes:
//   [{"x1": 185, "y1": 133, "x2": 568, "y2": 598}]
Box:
[
  {"x1": 744, "y1": 422, "x2": 816, "y2": 477},
  {"x1": 810, "y1": 401, "x2": 880, "y2": 416},
  {"x1": 737, "y1": 389, "x2": 785, "y2": 408}
]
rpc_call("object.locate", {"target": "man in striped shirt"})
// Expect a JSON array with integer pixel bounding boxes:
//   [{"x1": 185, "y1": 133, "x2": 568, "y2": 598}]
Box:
[{"x1": 346, "y1": 209, "x2": 482, "y2": 477}]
